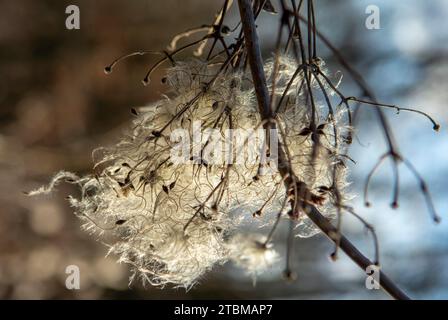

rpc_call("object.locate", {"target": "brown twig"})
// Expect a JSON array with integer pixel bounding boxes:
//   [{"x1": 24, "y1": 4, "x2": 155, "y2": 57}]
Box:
[{"x1": 237, "y1": 0, "x2": 410, "y2": 300}]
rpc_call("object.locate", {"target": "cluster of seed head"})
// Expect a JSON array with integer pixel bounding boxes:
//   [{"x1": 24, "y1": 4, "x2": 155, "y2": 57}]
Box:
[{"x1": 29, "y1": 55, "x2": 350, "y2": 289}]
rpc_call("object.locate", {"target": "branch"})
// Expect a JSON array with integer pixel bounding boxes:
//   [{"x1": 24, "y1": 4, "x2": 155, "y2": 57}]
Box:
[{"x1": 237, "y1": 0, "x2": 410, "y2": 300}]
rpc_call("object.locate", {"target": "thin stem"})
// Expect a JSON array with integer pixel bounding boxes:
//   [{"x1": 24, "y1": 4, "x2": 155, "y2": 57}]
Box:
[{"x1": 237, "y1": 0, "x2": 410, "y2": 300}]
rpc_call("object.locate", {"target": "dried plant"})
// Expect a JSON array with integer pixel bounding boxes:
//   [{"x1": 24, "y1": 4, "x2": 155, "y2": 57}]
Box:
[{"x1": 28, "y1": 0, "x2": 441, "y2": 299}]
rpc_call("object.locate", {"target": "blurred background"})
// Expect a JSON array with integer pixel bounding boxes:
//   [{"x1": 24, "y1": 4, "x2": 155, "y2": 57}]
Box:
[{"x1": 0, "y1": 0, "x2": 447, "y2": 299}]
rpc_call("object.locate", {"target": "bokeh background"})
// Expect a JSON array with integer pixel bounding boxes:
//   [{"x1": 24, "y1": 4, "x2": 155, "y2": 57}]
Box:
[{"x1": 0, "y1": 0, "x2": 447, "y2": 299}]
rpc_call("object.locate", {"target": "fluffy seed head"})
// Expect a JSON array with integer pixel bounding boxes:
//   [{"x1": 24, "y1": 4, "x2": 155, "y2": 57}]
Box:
[{"x1": 29, "y1": 56, "x2": 350, "y2": 288}]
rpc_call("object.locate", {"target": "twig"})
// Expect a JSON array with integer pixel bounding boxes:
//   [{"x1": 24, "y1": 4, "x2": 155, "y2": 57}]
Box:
[{"x1": 237, "y1": 0, "x2": 410, "y2": 300}]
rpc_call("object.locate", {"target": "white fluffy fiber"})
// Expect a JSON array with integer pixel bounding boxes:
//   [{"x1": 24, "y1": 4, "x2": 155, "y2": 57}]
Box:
[{"x1": 29, "y1": 56, "x2": 350, "y2": 288}]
